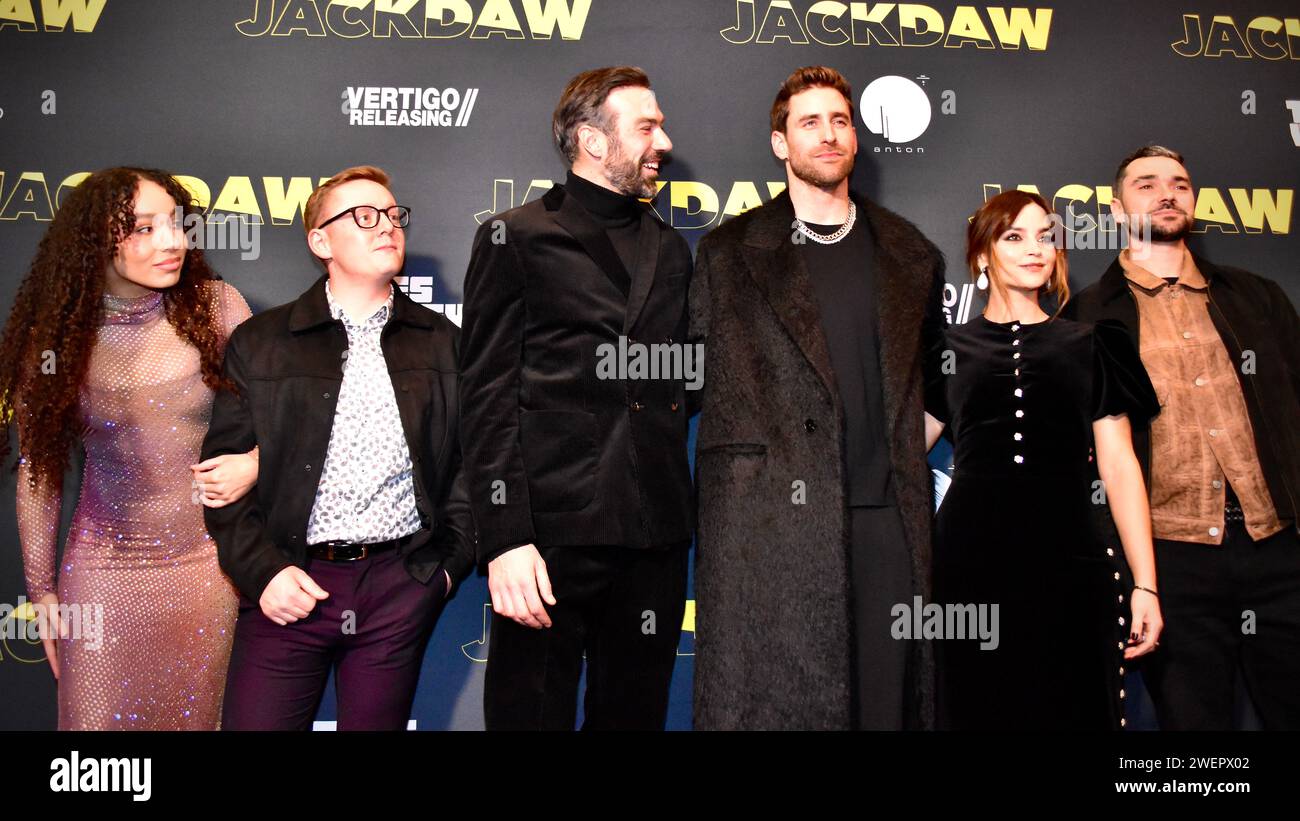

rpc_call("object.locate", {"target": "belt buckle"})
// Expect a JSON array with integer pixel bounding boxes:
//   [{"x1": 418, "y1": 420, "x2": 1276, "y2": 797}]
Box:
[{"x1": 320, "y1": 541, "x2": 367, "y2": 561}]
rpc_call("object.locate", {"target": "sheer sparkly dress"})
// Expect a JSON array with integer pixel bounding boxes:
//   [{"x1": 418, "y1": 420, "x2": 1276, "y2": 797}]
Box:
[{"x1": 16, "y1": 281, "x2": 251, "y2": 729}]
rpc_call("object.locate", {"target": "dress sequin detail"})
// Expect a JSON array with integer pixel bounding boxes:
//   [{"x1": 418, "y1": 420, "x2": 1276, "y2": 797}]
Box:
[{"x1": 16, "y1": 281, "x2": 251, "y2": 729}]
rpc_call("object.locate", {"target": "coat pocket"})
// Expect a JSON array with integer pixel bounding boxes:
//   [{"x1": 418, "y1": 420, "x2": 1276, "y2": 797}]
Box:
[
  {"x1": 696, "y1": 444, "x2": 769, "y2": 496},
  {"x1": 518, "y1": 409, "x2": 598, "y2": 512}
]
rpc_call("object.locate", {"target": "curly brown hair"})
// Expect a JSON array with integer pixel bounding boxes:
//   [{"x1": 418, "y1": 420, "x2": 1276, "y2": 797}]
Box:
[{"x1": 0, "y1": 167, "x2": 235, "y2": 493}]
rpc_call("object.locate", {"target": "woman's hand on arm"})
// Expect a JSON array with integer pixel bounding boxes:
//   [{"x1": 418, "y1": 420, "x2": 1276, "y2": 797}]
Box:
[{"x1": 190, "y1": 445, "x2": 259, "y2": 508}]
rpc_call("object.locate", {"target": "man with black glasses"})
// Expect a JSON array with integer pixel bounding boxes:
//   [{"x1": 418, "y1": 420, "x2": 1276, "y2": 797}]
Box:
[{"x1": 203, "y1": 165, "x2": 475, "y2": 730}]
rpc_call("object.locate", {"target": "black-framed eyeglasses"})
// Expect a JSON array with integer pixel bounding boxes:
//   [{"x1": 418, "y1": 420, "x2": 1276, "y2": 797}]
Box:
[{"x1": 317, "y1": 204, "x2": 411, "y2": 230}]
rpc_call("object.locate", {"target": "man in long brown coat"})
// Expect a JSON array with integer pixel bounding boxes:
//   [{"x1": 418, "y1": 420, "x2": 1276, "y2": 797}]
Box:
[{"x1": 689, "y1": 66, "x2": 945, "y2": 729}]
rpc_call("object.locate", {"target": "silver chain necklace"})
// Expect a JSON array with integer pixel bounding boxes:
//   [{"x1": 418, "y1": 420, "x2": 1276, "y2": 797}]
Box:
[{"x1": 794, "y1": 201, "x2": 856, "y2": 245}]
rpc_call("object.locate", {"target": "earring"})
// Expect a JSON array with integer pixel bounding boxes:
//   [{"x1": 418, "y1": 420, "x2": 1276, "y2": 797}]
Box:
[{"x1": 976, "y1": 266, "x2": 989, "y2": 290}]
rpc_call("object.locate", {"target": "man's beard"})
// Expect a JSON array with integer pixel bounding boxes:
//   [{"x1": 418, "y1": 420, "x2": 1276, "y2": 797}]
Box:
[
  {"x1": 788, "y1": 146, "x2": 854, "y2": 190},
  {"x1": 1147, "y1": 210, "x2": 1193, "y2": 242},
  {"x1": 603, "y1": 137, "x2": 659, "y2": 199},
  {"x1": 1133, "y1": 203, "x2": 1194, "y2": 243}
]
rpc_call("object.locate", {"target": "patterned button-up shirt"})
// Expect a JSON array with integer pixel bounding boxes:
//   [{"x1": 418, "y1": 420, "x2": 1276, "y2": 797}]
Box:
[{"x1": 305, "y1": 280, "x2": 422, "y2": 544}]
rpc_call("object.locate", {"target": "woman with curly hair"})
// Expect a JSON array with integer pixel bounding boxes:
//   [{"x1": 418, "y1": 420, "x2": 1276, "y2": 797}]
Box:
[{"x1": 0, "y1": 167, "x2": 259, "y2": 729}]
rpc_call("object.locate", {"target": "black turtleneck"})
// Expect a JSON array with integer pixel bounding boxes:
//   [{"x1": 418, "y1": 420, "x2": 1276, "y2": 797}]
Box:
[{"x1": 564, "y1": 171, "x2": 644, "y2": 288}]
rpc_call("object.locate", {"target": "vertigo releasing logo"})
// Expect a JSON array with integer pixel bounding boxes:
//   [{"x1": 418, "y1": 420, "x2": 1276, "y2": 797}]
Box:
[{"x1": 343, "y1": 86, "x2": 479, "y2": 127}]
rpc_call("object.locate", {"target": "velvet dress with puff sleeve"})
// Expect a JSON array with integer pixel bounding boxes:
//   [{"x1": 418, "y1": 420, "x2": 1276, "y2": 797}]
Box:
[{"x1": 926, "y1": 316, "x2": 1159, "y2": 730}]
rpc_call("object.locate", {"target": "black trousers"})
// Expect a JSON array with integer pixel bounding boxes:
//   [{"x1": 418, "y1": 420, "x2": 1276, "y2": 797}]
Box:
[
  {"x1": 1143, "y1": 519, "x2": 1300, "y2": 730},
  {"x1": 848, "y1": 505, "x2": 913, "y2": 730},
  {"x1": 483, "y1": 543, "x2": 689, "y2": 730}
]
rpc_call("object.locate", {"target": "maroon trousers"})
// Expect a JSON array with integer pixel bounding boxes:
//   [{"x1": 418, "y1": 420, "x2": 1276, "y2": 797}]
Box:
[{"x1": 221, "y1": 547, "x2": 446, "y2": 730}]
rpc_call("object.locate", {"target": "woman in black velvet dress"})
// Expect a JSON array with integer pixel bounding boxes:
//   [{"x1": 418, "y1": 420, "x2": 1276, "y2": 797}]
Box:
[{"x1": 924, "y1": 191, "x2": 1164, "y2": 730}]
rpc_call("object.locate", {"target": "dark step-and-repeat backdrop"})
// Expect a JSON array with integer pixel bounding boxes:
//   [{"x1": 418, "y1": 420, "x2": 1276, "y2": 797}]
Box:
[{"x1": 1, "y1": 1, "x2": 1296, "y2": 730}]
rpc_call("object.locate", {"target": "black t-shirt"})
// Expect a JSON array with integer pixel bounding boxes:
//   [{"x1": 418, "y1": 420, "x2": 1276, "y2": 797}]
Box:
[{"x1": 798, "y1": 217, "x2": 895, "y2": 506}]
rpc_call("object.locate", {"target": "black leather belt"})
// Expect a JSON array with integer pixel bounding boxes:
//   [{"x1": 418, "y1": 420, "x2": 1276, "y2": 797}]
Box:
[
  {"x1": 308, "y1": 531, "x2": 419, "y2": 561},
  {"x1": 1224, "y1": 484, "x2": 1245, "y2": 525},
  {"x1": 1224, "y1": 499, "x2": 1246, "y2": 525}
]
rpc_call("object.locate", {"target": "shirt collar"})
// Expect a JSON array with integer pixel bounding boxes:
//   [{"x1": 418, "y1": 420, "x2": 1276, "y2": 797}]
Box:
[
  {"x1": 325, "y1": 279, "x2": 393, "y2": 327},
  {"x1": 1119, "y1": 247, "x2": 1207, "y2": 293}
]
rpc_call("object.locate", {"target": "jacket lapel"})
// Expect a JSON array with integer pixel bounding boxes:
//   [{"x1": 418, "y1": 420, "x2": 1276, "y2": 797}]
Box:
[
  {"x1": 741, "y1": 191, "x2": 838, "y2": 399},
  {"x1": 623, "y1": 206, "x2": 661, "y2": 334},
  {"x1": 287, "y1": 274, "x2": 335, "y2": 334},
  {"x1": 546, "y1": 184, "x2": 632, "y2": 299},
  {"x1": 1094, "y1": 256, "x2": 1141, "y2": 349},
  {"x1": 865, "y1": 196, "x2": 925, "y2": 445}
]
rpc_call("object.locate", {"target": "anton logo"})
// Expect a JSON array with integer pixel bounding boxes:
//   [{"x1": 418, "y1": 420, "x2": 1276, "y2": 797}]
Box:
[
  {"x1": 50, "y1": 751, "x2": 151, "y2": 802},
  {"x1": 0, "y1": 0, "x2": 106, "y2": 31},
  {"x1": 859, "y1": 74, "x2": 956, "y2": 154},
  {"x1": 342, "y1": 86, "x2": 479, "y2": 127},
  {"x1": 861, "y1": 75, "x2": 931, "y2": 145}
]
